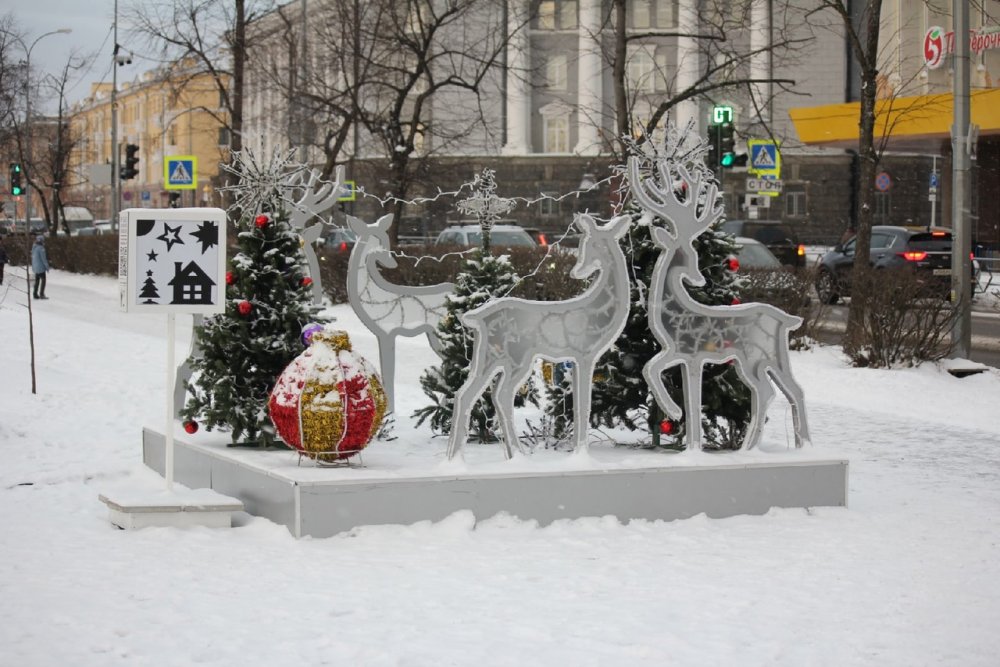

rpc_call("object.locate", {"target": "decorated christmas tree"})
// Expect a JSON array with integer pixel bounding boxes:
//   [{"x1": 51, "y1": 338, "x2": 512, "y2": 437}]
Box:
[
  {"x1": 413, "y1": 169, "x2": 537, "y2": 442},
  {"x1": 181, "y1": 157, "x2": 324, "y2": 445},
  {"x1": 583, "y1": 131, "x2": 751, "y2": 449}
]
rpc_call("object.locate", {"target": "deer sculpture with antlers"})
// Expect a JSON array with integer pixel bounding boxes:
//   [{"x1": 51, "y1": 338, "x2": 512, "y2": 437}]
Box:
[
  {"x1": 629, "y1": 155, "x2": 811, "y2": 452},
  {"x1": 346, "y1": 214, "x2": 455, "y2": 414},
  {"x1": 447, "y1": 213, "x2": 631, "y2": 460},
  {"x1": 287, "y1": 166, "x2": 347, "y2": 305}
]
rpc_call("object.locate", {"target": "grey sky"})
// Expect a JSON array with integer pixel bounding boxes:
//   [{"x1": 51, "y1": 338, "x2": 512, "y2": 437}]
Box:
[{"x1": 14, "y1": 0, "x2": 143, "y2": 107}]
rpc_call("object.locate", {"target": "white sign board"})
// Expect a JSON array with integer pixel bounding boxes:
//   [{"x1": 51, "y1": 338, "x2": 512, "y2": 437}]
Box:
[
  {"x1": 118, "y1": 207, "x2": 227, "y2": 314},
  {"x1": 746, "y1": 178, "x2": 783, "y2": 193}
]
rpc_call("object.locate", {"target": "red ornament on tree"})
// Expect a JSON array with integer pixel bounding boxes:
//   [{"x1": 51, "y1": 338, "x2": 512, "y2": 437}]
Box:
[
  {"x1": 238, "y1": 300, "x2": 252, "y2": 316},
  {"x1": 255, "y1": 214, "x2": 270, "y2": 228},
  {"x1": 268, "y1": 329, "x2": 387, "y2": 462},
  {"x1": 183, "y1": 420, "x2": 199, "y2": 434},
  {"x1": 731, "y1": 297, "x2": 742, "y2": 306},
  {"x1": 726, "y1": 257, "x2": 740, "y2": 272},
  {"x1": 301, "y1": 277, "x2": 313, "y2": 288},
  {"x1": 225, "y1": 271, "x2": 235, "y2": 285},
  {"x1": 659, "y1": 420, "x2": 675, "y2": 435}
]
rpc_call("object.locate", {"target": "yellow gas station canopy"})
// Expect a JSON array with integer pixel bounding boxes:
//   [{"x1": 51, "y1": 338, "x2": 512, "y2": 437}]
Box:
[{"x1": 789, "y1": 88, "x2": 1000, "y2": 149}]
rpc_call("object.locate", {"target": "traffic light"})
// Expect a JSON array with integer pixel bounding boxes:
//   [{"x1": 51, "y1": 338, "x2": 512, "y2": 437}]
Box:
[
  {"x1": 706, "y1": 124, "x2": 720, "y2": 168},
  {"x1": 168, "y1": 191, "x2": 181, "y2": 208},
  {"x1": 9, "y1": 163, "x2": 23, "y2": 196},
  {"x1": 719, "y1": 122, "x2": 736, "y2": 168},
  {"x1": 121, "y1": 143, "x2": 139, "y2": 180}
]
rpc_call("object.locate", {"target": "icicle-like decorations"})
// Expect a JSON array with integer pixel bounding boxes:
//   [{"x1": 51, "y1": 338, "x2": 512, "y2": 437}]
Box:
[{"x1": 268, "y1": 328, "x2": 387, "y2": 462}]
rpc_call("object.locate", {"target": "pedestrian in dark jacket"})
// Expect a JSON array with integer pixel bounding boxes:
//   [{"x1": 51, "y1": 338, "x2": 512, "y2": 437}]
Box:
[
  {"x1": 31, "y1": 235, "x2": 49, "y2": 299},
  {"x1": 0, "y1": 238, "x2": 8, "y2": 285}
]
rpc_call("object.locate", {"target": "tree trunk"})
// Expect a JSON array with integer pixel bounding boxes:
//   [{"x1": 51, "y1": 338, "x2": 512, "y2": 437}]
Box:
[{"x1": 844, "y1": 0, "x2": 883, "y2": 353}]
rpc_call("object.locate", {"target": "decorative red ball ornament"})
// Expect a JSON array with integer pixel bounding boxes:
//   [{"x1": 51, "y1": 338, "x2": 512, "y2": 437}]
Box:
[
  {"x1": 183, "y1": 420, "x2": 199, "y2": 434},
  {"x1": 726, "y1": 257, "x2": 740, "y2": 272},
  {"x1": 225, "y1": 271, "x2": 235, "y2": 285},
  {"x1": 238, "y1": 300, "x2": 252, "y2": 316},
  {"x1": 659, "y1": 420, "x2": 675, "y2": 435},
  {"x1": 268, "y1": 329, "x2": 387, "y2": 462},
  {"x1": 254, "y1": 214, "x2": 270, "y2": 228},
  {"x1": 301, "y1": 276, "x2": 313, "y2": 288},
  {"x1": 731, "y1": 297, "x2": 742, "y2": 306}
]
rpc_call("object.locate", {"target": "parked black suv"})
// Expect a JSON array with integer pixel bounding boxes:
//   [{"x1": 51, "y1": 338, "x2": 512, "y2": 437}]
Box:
[
  {"x1": 815, "y1": 225, "x2": 966, "y2": 304},
  {"x1": 721, "y1": 220, "x2": 806, "y2": 268}
]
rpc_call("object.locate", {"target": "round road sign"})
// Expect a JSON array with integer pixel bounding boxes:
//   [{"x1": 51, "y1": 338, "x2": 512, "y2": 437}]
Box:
[{"x1": 875, "y1": 172, "x2": 891, "y2": 192}]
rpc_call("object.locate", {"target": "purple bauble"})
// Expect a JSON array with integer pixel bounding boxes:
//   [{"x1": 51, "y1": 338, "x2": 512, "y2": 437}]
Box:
[{"x1": 301, "y1": 323, "x2": 324, "y2": 346}]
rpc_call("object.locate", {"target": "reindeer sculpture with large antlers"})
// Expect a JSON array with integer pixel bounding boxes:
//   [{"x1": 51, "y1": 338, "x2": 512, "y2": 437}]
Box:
[
  {"x1": 629, "y1": 155, "x2": 811, "y2": 452},
  {"x1": 347, "y1": 214, "x2": 455, "y2": 414},
  {"x1": 447, "y1": 214, "x2": 631, "y2": 460},
  {"x1": 286, "y1": 166, "x2": 346, "y2": 305}
]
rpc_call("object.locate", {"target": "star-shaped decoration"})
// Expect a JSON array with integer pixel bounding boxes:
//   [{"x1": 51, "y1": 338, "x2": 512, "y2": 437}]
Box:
[
  {"x1": 190, "y1": 221, "x2": 219, "y2": 254},
  {"x1": 147, "y1": 249, "x2": 158, "y2": 262},
  {"x1": 156, "y1": 223, "x2": 184, "y2": 252}
]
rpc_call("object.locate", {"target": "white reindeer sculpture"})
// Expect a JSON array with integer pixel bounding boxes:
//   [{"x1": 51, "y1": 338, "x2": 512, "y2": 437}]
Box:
[
  {"x1": 629, "y1": 156, "x2": 811, "y2": 452},
  {"x1": 287, "y1": 166, "x2": 347, "y2": 305},
  {"x1": 447, "y1": 214, "x2": 631, "y2": 460},
  {"x1": 346, "y1": 213, "x2": 455, "y2": 414}
]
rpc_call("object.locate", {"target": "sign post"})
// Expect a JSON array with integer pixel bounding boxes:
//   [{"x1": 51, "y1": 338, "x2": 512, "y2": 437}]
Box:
[{"x1": 118, "y1": 207, "x2": 226, "y2": 490}]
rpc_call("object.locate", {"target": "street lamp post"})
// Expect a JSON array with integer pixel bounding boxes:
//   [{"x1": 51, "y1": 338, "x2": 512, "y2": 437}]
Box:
[{"x1": 15, "y1": 28, "x2": 72, "y2": 234}]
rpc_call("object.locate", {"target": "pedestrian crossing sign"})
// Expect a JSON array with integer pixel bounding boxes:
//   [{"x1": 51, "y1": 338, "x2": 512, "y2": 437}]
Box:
[
  {"x1": 746, "y1": 140, "x2": 780, "y2": 178},
  {"x1": 164, "y1": 155, "x2": 198, "y2": 190}
]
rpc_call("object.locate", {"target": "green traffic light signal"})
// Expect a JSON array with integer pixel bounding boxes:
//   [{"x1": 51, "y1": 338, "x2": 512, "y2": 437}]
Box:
[
  {"x1": 720, "y1": 153, "x2": 735, "y2": 168},
  {"x1": 9, "y1": 163, "x2": 23, "y2": 196}
]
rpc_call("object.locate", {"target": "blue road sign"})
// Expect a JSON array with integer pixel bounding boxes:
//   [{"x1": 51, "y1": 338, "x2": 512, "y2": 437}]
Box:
[
  {"x1": 164, "y1": 155, "x2": 198, "y2": 190},
  {"x1": 930, "y1": 172, "x2": 939, "y2": 188}
]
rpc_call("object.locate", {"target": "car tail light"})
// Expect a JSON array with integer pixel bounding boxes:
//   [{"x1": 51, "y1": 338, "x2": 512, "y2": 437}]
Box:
[
  {"x1": 537, "y1": 233, "x2": 548, "y2": 246},
  {"x1": 970, "y1": 251, "x2": 975, "y2": 260},
  {"x1": 339, "y1": 241, "x2": 348, "y2": 252},
  {"x1": 931, "y1": 231, "x2": 946, "y2": 237},
  {"x1": 900, "y1": 250, "x2": 927, "y2": 261},
  {"x1": 797, "y1": 244, "x2": 806, "y2": 256}
]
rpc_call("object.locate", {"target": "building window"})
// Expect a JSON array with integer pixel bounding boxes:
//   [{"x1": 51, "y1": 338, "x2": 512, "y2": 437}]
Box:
[
  {"x1": 543, "y1": 116, "x2": 569, "y2": 153},
  {"x1": 785, "y1": 190, "x2": 807, "y2": 217},
  {"x1": 546, "y1": 55, "x2": 568, "y2": 90},
  {"x1": 627, "y1": 46, "x2": 656, "y2": 93},
  {"x1": 537, "y1": 1, "x2": 576, "y2": 30},
  {"x1": 654, "y1": 0, "x2": 675, "y2": 27},
  {"x1": 629, "y1": 0, "x2": 651, "y2": 28},
  {"x1": 874, "y1": 192, "x2": 891, "y2": 221},
  {"x1": 218, "y1": 127, "x2": 230, "y2": 147},
  {"x1": 539, "y1": 194, "x2": 560, "y2": 217}
]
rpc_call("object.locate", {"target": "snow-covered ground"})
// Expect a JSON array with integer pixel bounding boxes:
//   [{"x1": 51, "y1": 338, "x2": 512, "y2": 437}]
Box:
[{"x1": 2, "y1": 269, "x2": 1000, "y2": 666}]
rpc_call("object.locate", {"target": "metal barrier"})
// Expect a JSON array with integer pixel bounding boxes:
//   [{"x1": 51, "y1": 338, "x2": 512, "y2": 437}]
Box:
[{"x1": 974, "y1": 256, "x2": 996, "y2": 294}]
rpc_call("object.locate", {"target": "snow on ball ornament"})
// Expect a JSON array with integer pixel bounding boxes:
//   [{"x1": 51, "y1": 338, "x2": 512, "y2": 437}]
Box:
[{"x1": 268, "y1": 329, "x2": 387, "y2": 461}]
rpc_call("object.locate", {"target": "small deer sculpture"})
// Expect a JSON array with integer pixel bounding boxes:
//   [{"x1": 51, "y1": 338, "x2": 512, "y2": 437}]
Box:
[
  {"x1": 346, "y1": 213, "x2": 455, "y2": 414},
  {"x1": 629, "y1": 156, "x2": 811, "y2": 452},
  {"x1": 447, "y1": 213, "x2": 631, "y2": 460}
]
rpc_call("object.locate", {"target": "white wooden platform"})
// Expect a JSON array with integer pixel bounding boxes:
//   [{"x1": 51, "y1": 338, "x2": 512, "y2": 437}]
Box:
[
  {"x1": 141, "y1": 428, "x2": 848, "y2": 538},
  {"x1": 99, "y1": 486, "x2": 244, "y2": 530}
]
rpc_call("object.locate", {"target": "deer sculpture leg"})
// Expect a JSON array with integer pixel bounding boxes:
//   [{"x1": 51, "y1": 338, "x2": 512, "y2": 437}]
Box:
[
  {"x1": 642, "y1": 352, "x2": 685, "y2": 423},
  {"x1": 681, "y1": 362, "x2": 705, "y2": 452},
  {"x1": 447, "y1": 356, "x2": 500, "y2": 459},
  {"x1": 570, "y1": 359, "x2": 598, "y2": 453},
  {"x1": 741, "y1": 361, "x2": 774, "y2": 450},
  {"x1": 377, "y1": 336, "x2": 396, "y2": 415},
  {"x1": 493, "y1": 367, "x2": 532, "y2": 459},
  {"x1": 763, "y1": 362, "x2": 811, "y2": 447}
]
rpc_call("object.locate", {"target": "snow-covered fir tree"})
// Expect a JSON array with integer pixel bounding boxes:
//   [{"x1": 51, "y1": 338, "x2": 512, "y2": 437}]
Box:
[
  {"x1": 413, "y1": 251, "x2": 534, "y2": 442},
  {"x1": 582, "y1": 129, "x2": 751, "y2": 449},
  {"x1": 181, "y1": 205, "x2": 322, "y2": 446}
]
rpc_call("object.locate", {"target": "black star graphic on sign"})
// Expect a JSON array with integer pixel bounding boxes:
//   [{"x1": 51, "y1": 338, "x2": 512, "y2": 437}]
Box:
[
  {"x1": 156, "y1": 223, "x2": 184, "y2": 252},
  {"x1": 190, "y1": 220, "x2": 219, "y2": 254},
  {"x1": 147, "y1": 249, "x2": 158, "y2": 262}
]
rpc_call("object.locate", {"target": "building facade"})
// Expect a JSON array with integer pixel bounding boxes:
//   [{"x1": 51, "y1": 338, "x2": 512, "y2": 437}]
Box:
[
  {"x1": 243, "y1": 0, "x2": 856, "y2": 242},
  {"x1": 66, "y1": 63, "x2": 230, "y2": 219}
]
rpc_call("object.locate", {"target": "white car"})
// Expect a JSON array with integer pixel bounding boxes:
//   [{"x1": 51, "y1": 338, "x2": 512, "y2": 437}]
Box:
[{"x1": 435, "y1": 224, "x2": 536, "y2": 248}]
